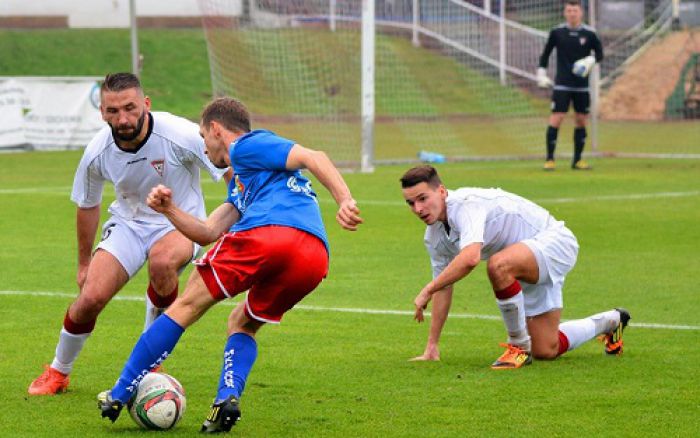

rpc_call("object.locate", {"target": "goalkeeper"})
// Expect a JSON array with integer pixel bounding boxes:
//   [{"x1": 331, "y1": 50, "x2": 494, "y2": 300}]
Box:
[{"x1": 537, "y1": 0, "x2": 603, "y2": 170}]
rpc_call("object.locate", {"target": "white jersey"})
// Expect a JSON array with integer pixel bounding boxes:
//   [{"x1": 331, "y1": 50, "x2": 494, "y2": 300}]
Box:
[
  {"x1": 71, "y1": 111, "x2": 225, "y2": 224},
  {"x1": 425, "y1": 188, "x2": 564, "y2": 278}
]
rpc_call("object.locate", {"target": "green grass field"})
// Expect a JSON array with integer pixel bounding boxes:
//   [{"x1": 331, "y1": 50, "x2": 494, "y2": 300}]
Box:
[{"x1": 1, "y1": 152, "x2": 698, "y2": 436}]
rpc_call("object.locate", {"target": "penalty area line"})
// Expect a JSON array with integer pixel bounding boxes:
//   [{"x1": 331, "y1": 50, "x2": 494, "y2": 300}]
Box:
[{"x1": 1, "y1": 290, "x2": 698, "y2": 331}]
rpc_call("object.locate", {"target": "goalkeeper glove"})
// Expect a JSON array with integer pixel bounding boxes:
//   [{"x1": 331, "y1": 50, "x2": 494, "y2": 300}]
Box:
[
  {"x1": 536, "y1": 68, "x2": 553, "y2": 88},
  {"x1": 572, "y1": 56, "x2": 596, "y2": 78}
]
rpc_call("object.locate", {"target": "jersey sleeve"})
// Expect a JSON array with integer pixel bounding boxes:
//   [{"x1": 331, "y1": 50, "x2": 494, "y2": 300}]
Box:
[
  {"x1": 539, "y1": 30, "x2": 556, "y2": 68},
  {"x1": 175, "y1": 124, "x2": 228, "y2": 182},
  {"x1": 235, "y1": 135, "x2": 295, "y2": 171},
  {"x1": 591, "y1": 31, "x2": 604, "y2": 62},
  {"x1": 452, "y1": 201, "x2": 487, "y2": 249},
  {"x1": 70, "y1": 152, "x2": 105, "y2": 208}
]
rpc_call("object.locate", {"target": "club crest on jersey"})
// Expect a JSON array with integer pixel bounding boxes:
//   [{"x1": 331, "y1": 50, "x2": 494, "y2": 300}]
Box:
[
  {"x1": 580, "y1": 37, "x2": 587, "y2": 46},
  {"x1": 231, "y1": 175, "x2": 245, "y2": 197},
  {"x1": 151, "y1": 159, "x2": 165, "y2": 177}
]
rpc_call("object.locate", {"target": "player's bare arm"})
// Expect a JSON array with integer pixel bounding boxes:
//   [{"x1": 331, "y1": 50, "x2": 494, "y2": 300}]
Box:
[
  {"x1": 414, "y1": 243, "x2": 481, "y2": 322},
  {"x1": 286, "y1": 144, "x2": 363, "y2": 231},
  {"x1": 76, "y1": 206, "x2": 100, "y2": 289},
  {"x1": 409, "y1": 285, "x2": 453, "y2": 360},
  {"x1": 147, "y1": 184, "x2": 239, "y2": 246}
]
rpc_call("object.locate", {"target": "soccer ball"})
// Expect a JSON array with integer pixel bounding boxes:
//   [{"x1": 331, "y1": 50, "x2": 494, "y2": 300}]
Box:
[{"x1": 128, "y1": 372, "x2": 186, "y2": 430}]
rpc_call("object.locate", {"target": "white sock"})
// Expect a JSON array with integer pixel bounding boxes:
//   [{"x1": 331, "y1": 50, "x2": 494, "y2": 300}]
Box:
[
  {"x1": 496, "y1": 293, "x2": 531, "y2": 351},
  {"x1": 589, "y1": 309, "x2": 621, "y2": 336},
  {"x1": 51, "y1": 329, "x2": 90, "y2": 375},
  {"x1": 143, "y1": 292, "x2": 165, "y2": 332},
  {"x1": 559, "y1": 309, "x2": 621, "y2": 352},
  {"x1": 559, "y1": 319, "x2": 595, "y2": 351}
]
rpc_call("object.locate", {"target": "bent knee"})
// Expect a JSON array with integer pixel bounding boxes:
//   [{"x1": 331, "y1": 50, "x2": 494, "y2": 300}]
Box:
[
  {"x1": 149, "y1": 258, "x2": 178, "y2": 278},
  {"x1": 531, "y1": 344, "x2": 559, "y2": 360},
  {"x1": 486, "y1": 254, "x2": 510, "y2": 280}
]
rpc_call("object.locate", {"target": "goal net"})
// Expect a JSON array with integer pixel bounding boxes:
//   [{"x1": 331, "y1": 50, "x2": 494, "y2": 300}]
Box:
[
  {"x1": 199, "y1": 0, "x2": 556, "y2": 168},
  {"x1": 198, "y1": 0, "x2": 699, "y2": 168}
]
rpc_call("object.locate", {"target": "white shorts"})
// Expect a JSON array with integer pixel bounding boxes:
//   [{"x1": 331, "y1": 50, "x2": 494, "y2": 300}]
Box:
[
  {"x1": 520, "y1": 223, "x2": 579, "y2": 317},
  {"x1": 96, "y1": 216, "x2": 199, "y2": 278}
]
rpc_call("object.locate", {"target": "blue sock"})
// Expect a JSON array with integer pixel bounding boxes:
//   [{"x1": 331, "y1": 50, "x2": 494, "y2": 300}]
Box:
[
  {"x1": 216, "y1": 332, "x2": 258, "y2": 403},
  {"x1": 111, "y1": 314, "x2": 184, "y2": 402}
]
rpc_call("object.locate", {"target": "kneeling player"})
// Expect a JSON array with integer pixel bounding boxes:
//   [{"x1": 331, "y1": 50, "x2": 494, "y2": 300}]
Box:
[
  {"x1": 97, "y1": 97, "x2": 363, "y2": 432},
  {"x1": 402, "y1": 165, "x2": 629, "y2": 367}
]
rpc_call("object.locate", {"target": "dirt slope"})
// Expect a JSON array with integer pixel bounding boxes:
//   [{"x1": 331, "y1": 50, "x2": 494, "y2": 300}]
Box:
[{"x1": 600, "y1": 30, "x2": 699, "y2": 121}]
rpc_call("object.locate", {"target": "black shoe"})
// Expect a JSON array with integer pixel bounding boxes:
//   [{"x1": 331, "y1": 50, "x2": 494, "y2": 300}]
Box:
[
  {"x1": 603, "y1": 308, "x2": 631, "y2": 355},
  {"x1": 97, "y1": 390, "x2": 124, "y2": 423},
  {"x1": 201, "y1": 395, "x2": 241, "y2": 433}
]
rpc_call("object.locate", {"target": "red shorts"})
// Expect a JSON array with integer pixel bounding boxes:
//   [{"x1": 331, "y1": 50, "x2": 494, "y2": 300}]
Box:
[{"x1": 195, "y1": 225, "x2": 329, "y2": 323}]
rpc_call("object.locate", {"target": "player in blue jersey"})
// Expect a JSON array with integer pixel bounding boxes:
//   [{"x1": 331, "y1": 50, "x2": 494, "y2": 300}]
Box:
[{"x1": 97, "y1": 97, "x2": 363, "y2": 432}]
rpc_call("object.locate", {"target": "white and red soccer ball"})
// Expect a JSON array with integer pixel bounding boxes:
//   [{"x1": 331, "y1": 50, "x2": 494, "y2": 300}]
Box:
[{"x1": 127, "y1": 372, "x2": 186, "y2": 430}]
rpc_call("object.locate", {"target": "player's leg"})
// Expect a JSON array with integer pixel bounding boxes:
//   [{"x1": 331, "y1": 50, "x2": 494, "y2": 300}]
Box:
[
  {"x1": 544, "y1": 90, "x2": 569, "y2": 170},
  {"x1": 201, "y1": 302, "x2": 264, "y2": 433},
  {"x1": 202, "y1": 226, "x2": 329, "y2": 432},
  {"x1": 101, "y1": 230, "x2": 258, "y2": 423},
  {"x1": 486, "y1": 243, "x2": 539, "y2": 368},
  {"x1": 29, "y1": 219, "x2": 139, "y2": 395},
  {"x1": 526, "y1": 309, "x2": 562, "y2": 359},
  {"x1": 520, "y1": 225, "x2": 582, "y2": 359},
  {"x1": 99, "y1": 269, "x2": 219, "y2": 422},
  {"x1": 572, "y1": 92, "x2": 592, "y2": 169},
  {"x1": 526, "y1": 307, "x2": 632, "y2": 358},
  {"x1": 558, "y1": 308, "x2": 631, "y2": 356},
  {"x1": 143, "y1": 229, "x2": 197, "y2": 331}
]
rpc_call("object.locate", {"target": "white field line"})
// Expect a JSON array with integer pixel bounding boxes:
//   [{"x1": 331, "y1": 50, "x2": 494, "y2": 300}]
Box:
[
  {"x1": 1, "y1": 290, "x2": 698, "y2": 331},
  {"x1": 2, "y1": 184, "x2": 697, "y2": 207},
  {"x1": 0, "y1": 186, "x2": 72, "y2": 194}
]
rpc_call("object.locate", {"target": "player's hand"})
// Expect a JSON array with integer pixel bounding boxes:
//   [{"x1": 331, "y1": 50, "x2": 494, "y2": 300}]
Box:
[
  {"x1": 413, "y1": 288, "x2": 432, "y2": 323},
  {"x1": 536, "y1": 67, "x2": 553, "y2": 88},
  {"x1": 147, "y1": 184, "x2": 173, "y2": 213},
  {"x1": 76, "y1": 262, "x2": 90, "y2": 290},
  {"x1": 408, "y1": 344, "x2": 440, "y2": 362},
  {"x1": 572, "y1": 56, "x2": 595, "y2": 78},
  {"x1": 336, "y1": 198, "x2": 363, "y2": 231}
]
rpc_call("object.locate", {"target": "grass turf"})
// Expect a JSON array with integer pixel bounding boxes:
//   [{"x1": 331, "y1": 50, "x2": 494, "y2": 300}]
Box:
[{"x1": 0, "y1": 152, "x2": 698, "y2": 436}]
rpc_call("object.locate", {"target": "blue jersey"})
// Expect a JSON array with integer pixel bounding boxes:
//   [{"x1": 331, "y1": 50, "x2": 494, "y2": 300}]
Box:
[{"x1": 226, "y1": 130, "x2": 329, "y2": 252}]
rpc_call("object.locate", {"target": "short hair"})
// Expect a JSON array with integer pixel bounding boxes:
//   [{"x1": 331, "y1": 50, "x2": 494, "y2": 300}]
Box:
[
  {"x1": 565, "y1": 0, "x2": 582, "y2": 7},
  {"x1": 100, "y1": 72, "x2": 142, "y2": 95},
  {"x1": 200, "y1": 97, "x2": 251, "y2": 133},
  {"x1": 400, "y1": 165, "x2": 442, "y2": 188}
]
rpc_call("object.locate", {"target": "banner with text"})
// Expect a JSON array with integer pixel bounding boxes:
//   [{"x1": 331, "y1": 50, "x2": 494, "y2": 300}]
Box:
[{"x1": 0, "y1": 78, "x2": 104, "y2": 150}]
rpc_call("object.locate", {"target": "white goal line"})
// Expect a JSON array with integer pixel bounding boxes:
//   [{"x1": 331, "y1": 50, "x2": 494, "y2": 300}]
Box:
[{"x1": 1, "y1": 290, "x2": 697, "y2": 331}]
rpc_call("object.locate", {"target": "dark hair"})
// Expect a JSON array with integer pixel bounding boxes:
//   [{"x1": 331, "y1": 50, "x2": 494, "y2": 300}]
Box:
[
  {"x1": 201, "y1": 97, "x2": 251, "y2": 133},
  {"x1": 100, "y1": 72, "x2": 142, "y2": 95},
  {"x1": 400, "y1": 165, "x2": 442, "y2": 188},
  {"x1": 565, "y1": 0, "x2": 582, "y2": 7}
]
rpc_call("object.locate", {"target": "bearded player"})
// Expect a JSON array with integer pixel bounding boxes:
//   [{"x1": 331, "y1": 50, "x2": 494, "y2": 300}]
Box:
[{"x1": 28, "y1": 72, "x2": 229, "y2": 395}]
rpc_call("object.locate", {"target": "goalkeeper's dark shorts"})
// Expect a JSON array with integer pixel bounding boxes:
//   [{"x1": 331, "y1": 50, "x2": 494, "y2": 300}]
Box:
[{"x1": 551, "y1": 89, "x2": 590, "y2": 114}]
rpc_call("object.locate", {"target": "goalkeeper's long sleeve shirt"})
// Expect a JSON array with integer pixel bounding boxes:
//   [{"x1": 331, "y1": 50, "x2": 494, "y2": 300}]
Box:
[{"x1": 539, "y1": 23, "x2": 603, "y2": 91}]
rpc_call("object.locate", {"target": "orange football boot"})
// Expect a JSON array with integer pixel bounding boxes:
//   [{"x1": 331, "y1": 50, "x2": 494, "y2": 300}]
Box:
[{"x1": 28, "y1": 365, "x2": 70, "y2": 395}]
